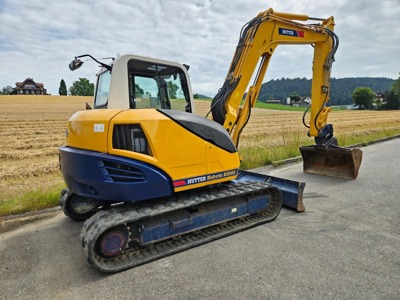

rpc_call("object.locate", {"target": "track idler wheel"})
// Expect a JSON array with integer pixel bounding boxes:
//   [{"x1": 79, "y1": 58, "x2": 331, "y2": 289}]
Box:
[
  {"x1": 96, "y1": 226, "x2": 129, "y2": 258},
  {"x1": 60, "y1": 189, "x2": 102, "y2": 221}
]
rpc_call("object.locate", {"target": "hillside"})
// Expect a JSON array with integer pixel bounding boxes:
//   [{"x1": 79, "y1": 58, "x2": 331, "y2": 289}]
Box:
[{"x1": 257, "y1": 77, "x2": 395, "y2": 105}]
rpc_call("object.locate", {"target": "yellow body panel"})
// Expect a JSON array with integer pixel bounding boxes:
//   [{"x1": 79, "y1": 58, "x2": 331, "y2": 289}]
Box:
[
  {"x1": 66, "y1": 109, "x2": 122, "y2": 153},
  {"x1": 66, "y1": 109, "x2": 240, "y2": 192}
]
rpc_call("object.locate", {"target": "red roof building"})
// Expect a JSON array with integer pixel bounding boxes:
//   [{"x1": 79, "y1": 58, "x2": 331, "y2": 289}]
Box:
[{"x1": 10, "y1": 78, "x2": 49, "y2": 95}]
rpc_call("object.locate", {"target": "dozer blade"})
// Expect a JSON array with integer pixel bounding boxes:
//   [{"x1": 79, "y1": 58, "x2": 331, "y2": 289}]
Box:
[
  {"x1": 299, "y1": 145, "x2": 363, "y2": 180},
  {"x1": 236, "y1": 170, "x2": 305, "y2": 212}
]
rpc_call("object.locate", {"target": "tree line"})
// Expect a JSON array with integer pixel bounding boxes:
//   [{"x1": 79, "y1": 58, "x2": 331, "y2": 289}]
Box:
[
  {"x1": 58, "y1": 78, "x2": 94, "y2": 96},
  {"x1": 2, "y1": 76, "x2": 399, "y2": 110},
  {"x1": 352, "y1": 75, "x2": 400, "y2": 110},
  {"x1": 63, "y1": 76, "x2": 398, "y2": 103},
  {"x1": 0, "y1": 78, "x2": 95, "y2": 96},
  {"x1": 257, "y1": 77, "x2": 396, "y2": 106}
]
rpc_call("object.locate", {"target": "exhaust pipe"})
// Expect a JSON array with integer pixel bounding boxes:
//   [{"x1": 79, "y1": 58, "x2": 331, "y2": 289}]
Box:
[{"x1": 299, "y1": 145, "x2": 362, "y2": 179}]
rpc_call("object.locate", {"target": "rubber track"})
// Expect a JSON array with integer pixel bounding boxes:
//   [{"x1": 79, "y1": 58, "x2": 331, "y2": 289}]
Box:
[{"x1": 81, "y1": 181, "x2": 282, "y2": 273}]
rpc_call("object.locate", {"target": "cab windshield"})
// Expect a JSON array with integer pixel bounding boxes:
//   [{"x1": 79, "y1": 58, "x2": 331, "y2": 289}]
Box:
[{"x1": 128, "y1": 59, "x2": 192, "y2": 112}]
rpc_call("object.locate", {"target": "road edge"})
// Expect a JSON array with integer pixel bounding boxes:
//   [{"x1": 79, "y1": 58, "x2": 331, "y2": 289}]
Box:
[{"x1": 0, "y1": 206, "x2": 62, "y2": 234}]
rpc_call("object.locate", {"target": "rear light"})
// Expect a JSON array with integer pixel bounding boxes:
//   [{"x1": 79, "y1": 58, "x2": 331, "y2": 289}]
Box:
[{"x1": 112, "y1": 124, "x2": 151, "y2": 155}]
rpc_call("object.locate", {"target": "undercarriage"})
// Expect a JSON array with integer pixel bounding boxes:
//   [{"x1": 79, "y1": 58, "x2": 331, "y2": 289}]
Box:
[{"x1": 74, "y1": 181, "x2": 282, "y2": 273}]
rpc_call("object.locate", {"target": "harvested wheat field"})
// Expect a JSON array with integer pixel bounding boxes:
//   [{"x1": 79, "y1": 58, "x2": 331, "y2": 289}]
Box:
[
  {"x1": 0, "y1": 95, "x2": 92, "y2": 214},
  {"x1": 1, "y1": 95, "x2": 400, "y2": 215}
]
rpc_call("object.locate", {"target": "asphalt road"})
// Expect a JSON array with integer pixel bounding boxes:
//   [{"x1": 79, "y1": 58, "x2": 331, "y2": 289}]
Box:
[{"x1": 1, "y1": 139, "x2": 399, "y2": 300}]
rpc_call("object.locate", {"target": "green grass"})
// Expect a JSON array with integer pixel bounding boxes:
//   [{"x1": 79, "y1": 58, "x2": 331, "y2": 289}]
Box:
[
  {"x1": 336, "y1": 129, "x2": 400, "y2": 147},
  {"x1": 240, "y1": 129, "x2": 400, "y2": 170},
  {"x1": 254, "y1": 102, "x2": 308, "y2": 111},
  {"x1": 239, "y1": 127, "x2": 307, "y2": 169},
  {"x1": 197, "y1": 98, "x2": 344, "y2": 112},
  {"x1": 0, "y1": 183, "x2": 65, "y2": 217},
  {"x1": 254, "y1": 101, "x2": 344, "y2": 111}
]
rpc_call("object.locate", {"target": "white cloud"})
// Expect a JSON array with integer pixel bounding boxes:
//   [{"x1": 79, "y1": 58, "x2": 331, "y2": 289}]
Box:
[{"x1": 0, "y1": 0, "x2": 399, "y2": 96}]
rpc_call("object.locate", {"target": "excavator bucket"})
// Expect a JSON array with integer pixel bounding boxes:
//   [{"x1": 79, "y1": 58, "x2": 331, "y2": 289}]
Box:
[{"x1": 299, "y1": 145, "x2": 363, "y2": 180}]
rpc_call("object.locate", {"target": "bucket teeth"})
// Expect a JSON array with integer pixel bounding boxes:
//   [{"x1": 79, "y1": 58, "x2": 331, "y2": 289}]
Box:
[{"x1": 299, "y1": 145, "x2": 363, "y2": 180}]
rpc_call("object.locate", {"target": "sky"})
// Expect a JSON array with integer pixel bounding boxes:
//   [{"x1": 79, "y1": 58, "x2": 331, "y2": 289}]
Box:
[{"x1": 0, "y1": 0, "x2": 399, "y2": 96}]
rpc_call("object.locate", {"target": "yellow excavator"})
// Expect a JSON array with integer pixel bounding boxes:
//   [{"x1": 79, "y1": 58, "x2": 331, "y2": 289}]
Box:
[{"x1": 60, "y1": 8, "x2": 362, "y2": 273}]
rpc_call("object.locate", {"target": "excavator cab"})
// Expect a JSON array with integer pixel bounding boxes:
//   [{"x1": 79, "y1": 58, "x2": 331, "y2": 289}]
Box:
[{"x1": 69, "y1": 54, "x2": 194, "y2": 112}]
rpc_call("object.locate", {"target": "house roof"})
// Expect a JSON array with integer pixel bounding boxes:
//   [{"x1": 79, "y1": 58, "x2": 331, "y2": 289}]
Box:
[{"x1": 15, "y1": 78, "x2": 45, "y2": 89}]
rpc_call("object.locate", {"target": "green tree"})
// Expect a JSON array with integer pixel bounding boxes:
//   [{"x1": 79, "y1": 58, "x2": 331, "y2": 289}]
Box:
[
  {"x1": 384, "y1": 73, "x2": 400, "y2": 110},
  {"x1": 384, "y1": 90, "x2": 399, "y2": 110},
  {"x1": 352, "y1": 87, "x2": 375, "y2": 109},
  {"x1": 135, "y1": 84, "x2": 144, "y2": 95},
  {"x1": 167, "y1": 81, "x2": 178, "y2": 99},
  {"x1": 59, "y1": 79, "x2": 67, "y2": 95},
  {"x1": 289, "y1": 92, "x2": 301, "y2": 102},
  {"x1": 0, "y1": 86, "x2": 13, "y2": 95},
  {"x1": 391, "y1": 73, "x2": 400, "y2": 96},
  {"x1": 193, "y1": 93, "x2": 199, "y2": 99},
  {"x1": 69, "y1": 78, "x2": 94, "y2": 96}
]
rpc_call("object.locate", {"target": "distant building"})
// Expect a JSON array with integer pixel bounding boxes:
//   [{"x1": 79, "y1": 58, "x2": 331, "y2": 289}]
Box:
[
  {"x1": 10, "y1": 78, "x2": 49, "y2": 95},
  {"x1": 265, "y1": 99, "x2": 281, "y2": 104},
  {"x1": 289, "y1": 96, "x2": 311, "y2": 107},
  {"x1": 373, "y1": 92, "x2": 386, "y2": 107}
]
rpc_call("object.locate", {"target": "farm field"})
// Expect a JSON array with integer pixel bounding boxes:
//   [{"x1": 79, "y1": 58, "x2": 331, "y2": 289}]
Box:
[{"x1": 1, "y1": 95, "x2": 400, "y2": 216}]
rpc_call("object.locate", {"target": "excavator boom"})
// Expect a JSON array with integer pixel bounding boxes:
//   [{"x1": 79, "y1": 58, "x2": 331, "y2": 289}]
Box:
[{"x1": 211, "y1": 8, "x2": 362, "y2": 179}]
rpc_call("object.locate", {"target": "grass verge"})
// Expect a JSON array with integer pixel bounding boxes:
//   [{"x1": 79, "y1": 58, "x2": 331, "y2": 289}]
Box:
[
  {"x1": 336, "y1": 128, "x2": 400, "y2": 146},
  {"x1": 240, "y1": 129, "x2": 400, "y2": 169},
  {"x1": 0, "y1": 183, "x2": 65, "y2": 217}
]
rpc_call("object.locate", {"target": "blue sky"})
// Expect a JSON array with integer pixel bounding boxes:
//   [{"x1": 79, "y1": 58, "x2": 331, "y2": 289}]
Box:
[{"x1": 0, "y1": 0, "x2": 399, "y2": 96}]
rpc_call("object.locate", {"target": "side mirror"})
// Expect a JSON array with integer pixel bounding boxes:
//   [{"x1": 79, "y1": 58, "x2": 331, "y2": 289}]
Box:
[
  {"x1": 69, "y1": 58, "x2": 84, "y2": 71},
  {"x1": 68, "y1": 54, "x2": 112, "y2": 71}
]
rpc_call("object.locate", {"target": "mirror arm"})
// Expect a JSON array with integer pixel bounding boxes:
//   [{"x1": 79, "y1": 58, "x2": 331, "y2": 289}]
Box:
[{"x1": 74, "y1": 54, "x2": 112, "y2": 71}]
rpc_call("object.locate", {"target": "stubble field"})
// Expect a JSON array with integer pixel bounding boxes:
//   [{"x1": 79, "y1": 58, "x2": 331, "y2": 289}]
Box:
[{"x1": 1, "y1": 95, "x2": 400, "y2": 216}]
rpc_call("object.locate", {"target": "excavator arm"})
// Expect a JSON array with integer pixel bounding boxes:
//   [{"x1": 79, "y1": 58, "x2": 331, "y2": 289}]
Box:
[{"x1": 211, "y1": 8, "x2": 362, "y2": 179}]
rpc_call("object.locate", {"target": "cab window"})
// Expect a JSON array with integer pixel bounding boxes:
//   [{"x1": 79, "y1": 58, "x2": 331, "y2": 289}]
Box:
[
  {"x1": 94, "y1": 70, "x2": 111, "y2": 108},
  {"x1": 128, "y1": 59, "x2": 191, "y2": 112}
]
